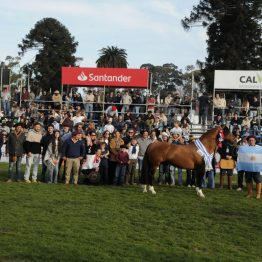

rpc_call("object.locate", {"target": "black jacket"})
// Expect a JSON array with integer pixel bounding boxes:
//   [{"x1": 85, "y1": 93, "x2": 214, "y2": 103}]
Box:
[{"x1": 6, "y1": 132, "x2": 26, "y2": 156}]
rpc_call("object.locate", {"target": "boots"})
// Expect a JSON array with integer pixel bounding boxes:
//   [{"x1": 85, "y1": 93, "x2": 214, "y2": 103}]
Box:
[
  {"x1": 256, "y1": 183, "x2": 261, "y2": 199},
  {"x1": 246, "y1": 183, "x2": 253, "y2": 198},
  {"x1": 219, "y1": 175, "x2": 224, "y2": 189},
  {"x1": 228, "y1": 176, "x2": 233, "y2": 190},
  {"x1": 125, "y1": 174, "x2": 130, "y2": 185}
]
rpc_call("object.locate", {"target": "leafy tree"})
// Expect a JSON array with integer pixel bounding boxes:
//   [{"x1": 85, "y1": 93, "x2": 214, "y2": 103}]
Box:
[
  {"x1": 96, "y1": 46, "x2": 128, "y2": 68},
  {"x1": 18, "y1": 17, "x2": 79, "y2": 93},
  {"x1": 1, "y1": 56, "x2": 22, "y2": 86},
  {"x1": 140, "y1": 63, "x2": 183, "y2": 97},
  {"x1": 182, "y1": 0, "x2": 262, "y2": 92}
]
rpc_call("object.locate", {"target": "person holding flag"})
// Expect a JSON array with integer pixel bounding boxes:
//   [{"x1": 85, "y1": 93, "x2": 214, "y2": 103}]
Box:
[{"x1": 237, "y1": 135, "x2": 261, "y2": 199}]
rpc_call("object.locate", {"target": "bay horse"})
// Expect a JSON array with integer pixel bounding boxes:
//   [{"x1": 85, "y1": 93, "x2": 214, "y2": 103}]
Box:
[{"x1": 141, "y1": 126, "x2": 235, "y2": 197}]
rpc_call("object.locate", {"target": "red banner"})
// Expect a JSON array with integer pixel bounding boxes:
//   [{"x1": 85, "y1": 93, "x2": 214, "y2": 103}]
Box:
[{"x1": 62, "y1": 67, "x2": 149, "y2": 88}]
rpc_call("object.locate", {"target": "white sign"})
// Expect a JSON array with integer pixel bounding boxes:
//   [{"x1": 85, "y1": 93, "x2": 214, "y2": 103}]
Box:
[{"x1": 214, "y1": 70, "x2": 262, "y2": 90}]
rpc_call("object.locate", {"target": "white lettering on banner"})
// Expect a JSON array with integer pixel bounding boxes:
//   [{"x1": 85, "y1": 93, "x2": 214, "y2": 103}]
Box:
[
  {"x1": 77, "y1": 72, "x2": 132, "y2": 83},
  {"x1": 89, "y1": 74, "x2": 132, "y2": 82}
]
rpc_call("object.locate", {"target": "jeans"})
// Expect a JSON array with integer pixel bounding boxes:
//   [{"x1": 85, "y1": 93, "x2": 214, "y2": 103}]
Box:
[
  {"x1": 46, "y1": 161, "x2": 59, "y2": 183},
  {"x1": 201, "y1": 170, "x2": 215, "y2": 189},
  {"x1": 121, "y1": 105, "x2": 130, "y2": 113},
  {"x1": 199, "y1": 107, "x2": 208, "y2": 125},
  {"x1": 159, "y1": 163, "x2": 170, "y2": 184},
  {"x1": 170, "y1": 165, "x2": 182, "y2": 185},
  {"x1": 84, "y1": 103, "x2": 93, "y2": 118},
  {"x1": 8, "y1": 156, "x2": 22, "y2": 180},
  {"x1": 3, "y1": 100, "x2": 10, "y2": 116},
  {"x1": 138, "y1": 156, "x2": 144, "y2": 182},
  {"x1": 24, "y1": 154, "x2": 41, "y2": 181},
  {"x1": 133, "y1": 106, "x2": 140, "y2": 116},
  {"x1": 114, "y1": 164, "x2": 126, "y2": 185}
]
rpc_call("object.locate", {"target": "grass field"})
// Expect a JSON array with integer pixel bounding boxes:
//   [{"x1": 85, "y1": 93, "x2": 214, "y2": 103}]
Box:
[{"x1": 0, "y1": 163, "x2": 262, "y2": 262}]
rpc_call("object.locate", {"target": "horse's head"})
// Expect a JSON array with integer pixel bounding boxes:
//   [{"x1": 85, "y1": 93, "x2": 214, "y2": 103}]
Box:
[{"x1": 218, "y1": 125, "x2": 235, "y2": 144}]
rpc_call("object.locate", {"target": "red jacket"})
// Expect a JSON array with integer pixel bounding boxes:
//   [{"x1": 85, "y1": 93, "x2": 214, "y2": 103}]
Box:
[{"x1": 116, "y1": 151, "x2": 129, "y2": 165}]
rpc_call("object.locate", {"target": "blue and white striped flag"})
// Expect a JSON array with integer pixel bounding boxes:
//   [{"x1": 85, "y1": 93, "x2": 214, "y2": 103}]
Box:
[{"x1": 237, "y1": 146, "x2": 262, "y2": 172}]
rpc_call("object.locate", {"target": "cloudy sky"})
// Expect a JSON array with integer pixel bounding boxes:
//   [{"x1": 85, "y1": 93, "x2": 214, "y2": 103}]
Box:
[{"x1": 0, "y1": 0, "x2": 206, "y2": 71}]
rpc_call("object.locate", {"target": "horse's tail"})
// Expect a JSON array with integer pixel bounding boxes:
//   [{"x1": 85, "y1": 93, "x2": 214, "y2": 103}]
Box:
[{"x1": 141, "y1": 147, "x2": 150, "y2": 185}]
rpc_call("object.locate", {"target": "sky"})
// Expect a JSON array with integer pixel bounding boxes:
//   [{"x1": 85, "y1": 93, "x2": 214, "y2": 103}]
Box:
[{"x1": 0, "y1": 0, "x2": 207, "y2": 71}]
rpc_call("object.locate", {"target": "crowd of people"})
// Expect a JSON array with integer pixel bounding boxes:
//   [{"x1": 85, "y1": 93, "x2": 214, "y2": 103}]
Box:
[{"x1": 0, "y1": 87, "x2": 261, "y2": 198}]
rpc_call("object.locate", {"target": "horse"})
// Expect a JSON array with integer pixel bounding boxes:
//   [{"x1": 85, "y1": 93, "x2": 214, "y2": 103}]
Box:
[{"x1": 141, "y1": 126, "x2": 235, "y2": 197}]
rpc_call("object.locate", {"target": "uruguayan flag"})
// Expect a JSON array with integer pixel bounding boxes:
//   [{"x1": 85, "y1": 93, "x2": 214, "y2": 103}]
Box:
[{"x1": 237, "y1": 146, "x2": 262, "y2": 172}]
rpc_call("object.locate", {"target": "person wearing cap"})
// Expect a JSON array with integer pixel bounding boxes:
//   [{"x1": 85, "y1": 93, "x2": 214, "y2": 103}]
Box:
[
  {"x1": 105, "y1": 104, "x2": 119, "y2": 118},
  {"x1": 246, "y1": 135, "x2": 261, "y2": 199},
  {"x1": 6, "y1": 123, "x2": 26, "y2": 182},
  {"x1": 24, "y1": 122, "x2": 43, "y2": 183},
  {"x1": 62, "y1": 131, "x2": 85, "y2": 185}
]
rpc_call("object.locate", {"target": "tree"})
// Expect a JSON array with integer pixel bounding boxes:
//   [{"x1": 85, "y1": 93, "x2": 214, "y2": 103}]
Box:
[
  {"x1": 140, "y1": 63, "x2": 184, "y2": 97},
  {"x1": 96, "y1": 46, "x2": 128, "y2": 68},
  {"x1": 182, "y1": 0, "x2": 262, "y2": 92},
  {"x1": 18, "y1": 17, "x2": 79, "y2": 93}
]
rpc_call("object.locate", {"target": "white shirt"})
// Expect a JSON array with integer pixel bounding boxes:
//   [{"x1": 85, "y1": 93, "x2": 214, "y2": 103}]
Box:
[
  {"x1": 104, "y1": 124, "x2": 115, "y2": 133},
  {"x1": 128, "y1": 144, "x2": 139, "y2": 160}
]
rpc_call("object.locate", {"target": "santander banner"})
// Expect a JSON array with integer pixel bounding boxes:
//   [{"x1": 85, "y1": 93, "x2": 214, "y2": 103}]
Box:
[{"x1": 62, "y1": 67, "x2": 149, "y2": 88}]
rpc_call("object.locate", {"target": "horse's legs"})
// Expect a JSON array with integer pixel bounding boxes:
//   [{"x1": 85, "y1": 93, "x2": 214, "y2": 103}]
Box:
[
  {"x1": 196, "y1": 165, "x2": 206, "y2": 198},
  {"x1": 148, "y1": 166, "x2": 157, "y2": 194}
]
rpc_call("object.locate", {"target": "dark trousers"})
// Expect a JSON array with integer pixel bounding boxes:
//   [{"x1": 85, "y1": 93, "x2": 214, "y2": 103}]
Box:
[
  {"x1": 186, "y1": 169, "x2": 196, "y2": 186},
  {"x1": 109, "y1": 161, "x2": 117, "y2": 184},
  {"x1": 237, "y1": 171, "x2": 244, "y2": 188},
  {"x1": 100, "y1": 158, "x2": 109, "y2": 184},
  {"x1": 41, "y1": 158, "x2": 47, "y2": 182}
]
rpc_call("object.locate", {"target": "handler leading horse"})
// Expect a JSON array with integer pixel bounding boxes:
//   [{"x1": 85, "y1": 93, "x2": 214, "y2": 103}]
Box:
[{"x1": 141, "y1": 126, "x2": 235, "y2": 197}]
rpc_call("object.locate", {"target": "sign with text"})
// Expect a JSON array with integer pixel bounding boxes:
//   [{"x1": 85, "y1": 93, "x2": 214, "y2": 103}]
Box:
[
  {"x1": 62, "y1": 67, "x2": 149, "y2": 88},
  {"x1": 214, "y1": 70, "x2": 262, "y2": 90}
]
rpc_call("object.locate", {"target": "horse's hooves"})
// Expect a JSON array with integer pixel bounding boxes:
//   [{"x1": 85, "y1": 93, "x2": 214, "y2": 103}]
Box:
[
  {"x1": 197, "y1": 192, "x2": 205, "y2": 198},
  {"x1": 143, "y1": 189, "x2": 148, "y2": 193}
]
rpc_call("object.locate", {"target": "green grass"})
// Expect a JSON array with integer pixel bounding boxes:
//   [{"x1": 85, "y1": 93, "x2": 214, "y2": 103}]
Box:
[{"x1": 0, "y1": 163, "x2": 261, "y2": 262}]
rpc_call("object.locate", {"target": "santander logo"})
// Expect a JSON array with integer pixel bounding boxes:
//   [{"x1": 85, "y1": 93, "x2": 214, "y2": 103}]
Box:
[
  {"x1": 76, "y1": 70, "x2": 132, "y2": 83},
  {"x1": 77, "y1": 71, "x2": 88, "y2": 81}
]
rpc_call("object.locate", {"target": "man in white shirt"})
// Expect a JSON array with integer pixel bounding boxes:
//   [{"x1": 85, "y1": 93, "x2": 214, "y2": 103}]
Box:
[
  {"x1": 103, "y1": 118, "x2": 115, "y2": 133},
  {"x1": 84, "y1": 90, "x2": 95, "y2": 119},
  {"x1": 121, "y1": 91, "x2": 132, "y2": 113}
]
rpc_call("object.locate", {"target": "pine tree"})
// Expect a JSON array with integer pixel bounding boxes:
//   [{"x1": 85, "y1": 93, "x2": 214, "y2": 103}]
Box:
[
  {"x1": 182, "y1": 0, "x2": 262, "y2": 92},
  {"x1": 18, "y1": 18, "x2": 79, "y2": 93}
]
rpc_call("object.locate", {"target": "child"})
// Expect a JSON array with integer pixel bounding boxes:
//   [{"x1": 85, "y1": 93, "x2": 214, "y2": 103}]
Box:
[
  {"x1": 114, "y1": 145, "x2": 129, "y2": 185},
  {"x1": 127, "y1": 138, "x2": 139, "y2": 185}
]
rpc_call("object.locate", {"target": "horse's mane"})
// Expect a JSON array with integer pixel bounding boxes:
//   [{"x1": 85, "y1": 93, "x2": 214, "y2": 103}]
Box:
[{"x1": 200, "y1": 126, "x2": 220, "y2": 140}]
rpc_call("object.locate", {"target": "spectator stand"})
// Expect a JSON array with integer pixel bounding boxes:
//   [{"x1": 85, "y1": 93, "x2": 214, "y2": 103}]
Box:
[
  {"x1": 214, "y1": 70, "x2": 262, "y2": 143},
  {"x1": 61, "y1": 66, "x2": 149, "y2": 123}
]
